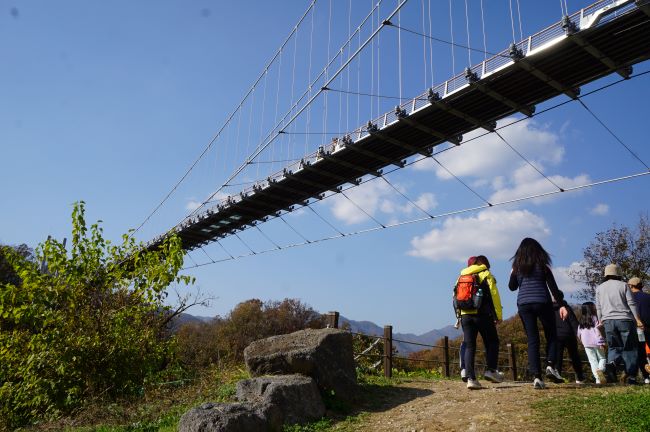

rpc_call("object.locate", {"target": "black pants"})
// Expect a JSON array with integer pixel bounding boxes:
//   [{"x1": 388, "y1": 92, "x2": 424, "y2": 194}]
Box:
[
  {"x1": 518, "y1": 302, "x2": 557, "y2": 379},
  {"x1": 637, "y1": 329, "x2": 650, "y2": 379},
  {"x1": 556, "y1": 336, "x2": 585, "y2": 381},
  {"x1": 461, "y1": 313, "x2": 499, "y2": 380}
]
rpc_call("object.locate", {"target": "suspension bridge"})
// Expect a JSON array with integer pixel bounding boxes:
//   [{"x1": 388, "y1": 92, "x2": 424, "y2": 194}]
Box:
[{"x1": 141, "y1": 0, "x2": 650, "y2": 259}]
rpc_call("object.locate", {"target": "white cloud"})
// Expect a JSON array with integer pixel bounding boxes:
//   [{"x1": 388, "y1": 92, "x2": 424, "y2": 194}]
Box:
[
  {"x1": 186, "y1": 200, "x2": 202, "y2": 211},
  {"x1": 553, "y1": 262, "x2": 588, "y2": 295},
  {"x1": 488, "y1": 164, "x2": 590, "y2": 204},
  {"x1": 415, "y1": 117, "x2": 564, "y2": 180},
  {"x1": 329, "y1": 181, "x2": 438, "y2": 225},
  {"x1": 590, "y1": 203, "x2": 609, "y2": 216},
  {"x1": 186, "y1": 191, "x2": 231, "y2": 212},
  {"x1": 408, "y1": 209, "x2": 550, "y2": 262}
]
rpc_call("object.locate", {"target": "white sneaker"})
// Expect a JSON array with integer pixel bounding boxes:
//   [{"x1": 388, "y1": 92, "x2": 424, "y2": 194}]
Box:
[
  {"x1": 467, "y1": 378, "x2": 482, "y2": 390},
  {"x1": 460, "y1": 368, "x2": 468, "y2": 382},
  {"x1": 484, "y1": 369, "x2": 504, "y2": 383},
  {"x1": 533, "y1": 378, "x2": 546, "y2": 389},
  {"x1": 644, "y1": 378, "x2": 650, "y2": 385},
  {"x1": 575, "y1": 380, "x2": 585, "y2": 385},
  {"x1": 545, "y1": 366, "x2": 564, "y2": 383}
]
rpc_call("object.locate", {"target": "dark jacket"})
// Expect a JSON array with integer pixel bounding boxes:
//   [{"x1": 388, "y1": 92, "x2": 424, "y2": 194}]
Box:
[
  {"x1": 554, "y1": 303, "x2": 578, "y2": 340},
  {"x1": 508, "y1": 265, "x2": 565, "y2": 307},
  {"x1": 632, "y1": 290, "x2": 650, "y2": 327}
]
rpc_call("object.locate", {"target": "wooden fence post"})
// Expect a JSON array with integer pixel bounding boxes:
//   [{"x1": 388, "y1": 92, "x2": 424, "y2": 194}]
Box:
[
  {"x1": 443, "y1": 336, "x2": 450, "y2": 378},
  {"x1": 383, "y1": 325, "x2": 393, "y2": 378},
  {"x1": 326, "y1": 311, "x2": 339, "y2": 329},
  {"x1": 507, "y1": 342, "x2": 518, "y2": 381}
]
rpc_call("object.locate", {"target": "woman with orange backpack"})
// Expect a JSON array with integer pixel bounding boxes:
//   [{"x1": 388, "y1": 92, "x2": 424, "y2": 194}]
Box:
[{"x1": 455, "y1": 255, "x2": 504, "y2": 389}]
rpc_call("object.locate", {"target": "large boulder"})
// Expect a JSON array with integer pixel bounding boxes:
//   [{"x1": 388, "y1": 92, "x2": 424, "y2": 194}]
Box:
[
  {"x1": 236, "y1": 375, "x2": 325, "y2": 425},
  {"x1": 243, "y1": 328, "x2": 357, "y2": 400},
  {"x1": 178, "y1": 402, "x2": 269, "y2": 432}
]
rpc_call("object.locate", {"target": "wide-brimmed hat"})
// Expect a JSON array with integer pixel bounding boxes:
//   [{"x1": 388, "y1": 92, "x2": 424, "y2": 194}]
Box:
[
  {"x1": 628, "y1": 277, "x2": 643, "y2": 288},
  {"x1": 604, "y1": 263, "x2": 622, "y2": 278}
]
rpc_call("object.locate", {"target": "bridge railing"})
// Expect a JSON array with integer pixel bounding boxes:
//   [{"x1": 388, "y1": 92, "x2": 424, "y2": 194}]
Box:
[{"x1": 209, "y1": 0, "x2": 636, "y2": 211}]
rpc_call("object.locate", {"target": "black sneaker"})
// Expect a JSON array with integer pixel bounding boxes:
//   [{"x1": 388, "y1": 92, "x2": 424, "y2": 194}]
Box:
[
  {"x1": 605, "y1": 362, "x2": 618, "y2": 383},
  {"x1": 627, "y1": 377, "x2": 638, "y2": 385}
]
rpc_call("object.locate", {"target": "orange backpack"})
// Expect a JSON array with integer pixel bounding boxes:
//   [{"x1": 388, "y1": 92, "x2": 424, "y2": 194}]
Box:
[{"x1": 454, "y1": 273, "x2": 483, "y2": 311}]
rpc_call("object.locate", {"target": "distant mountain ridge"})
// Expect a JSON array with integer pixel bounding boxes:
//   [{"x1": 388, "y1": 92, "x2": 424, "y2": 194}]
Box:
[
  {"x1": 339, "y1": 315, "x2": 462, "y2": 355},
  {"x1": 174, "y1": 312, "x2": 461, "y2": 354}
]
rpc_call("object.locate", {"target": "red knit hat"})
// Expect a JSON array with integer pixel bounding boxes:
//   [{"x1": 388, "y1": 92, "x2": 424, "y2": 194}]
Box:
[{"x1": 467, "y1": 256, "x2": 477, "y2": 266}]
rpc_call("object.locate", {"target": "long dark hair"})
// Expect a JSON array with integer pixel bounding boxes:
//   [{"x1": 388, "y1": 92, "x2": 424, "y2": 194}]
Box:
[
  {"x1": 475, "y1": 255, "x2": 490, "y2": 269},
  {"x1": 579, "y1": 302, "x2": 597, "y2": 329},
  {"x1": 511, "y1": 237, "x2": 552, "y2": 276}
]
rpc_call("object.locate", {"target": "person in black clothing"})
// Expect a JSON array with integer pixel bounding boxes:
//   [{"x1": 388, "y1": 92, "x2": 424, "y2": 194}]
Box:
[
  {"x1": 629, "y1": 277, "x2": 650, "y2": 383},
  {"x1": 509, "y1": 238, "x2": 569, "y2": 389},
  {"x1": 553, "y1": 302, "x2": 586, "y2": 383}
]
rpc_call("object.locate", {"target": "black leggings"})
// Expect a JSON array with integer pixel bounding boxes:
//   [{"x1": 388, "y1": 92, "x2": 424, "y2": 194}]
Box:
[
  {"x1": 556, "y1": 336, "x2": 585, "y2": 381},
  {"x1": 461, "y1": 313, "x2": 499, "y2": 380},
  {"x1": 518, "y1": 302, "x2": 557, "y2": 379}
]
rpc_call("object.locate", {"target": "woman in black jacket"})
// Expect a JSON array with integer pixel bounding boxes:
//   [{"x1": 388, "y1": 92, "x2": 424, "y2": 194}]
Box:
[{"x1": 509, "y1": 238, "x2": 569, "y2": 389}]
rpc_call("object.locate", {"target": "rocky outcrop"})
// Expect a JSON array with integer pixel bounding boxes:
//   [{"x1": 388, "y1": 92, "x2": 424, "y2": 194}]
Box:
[
  {"x1": 179, "y1": 328, "x2": 359, "y2": 431},
  {"x1": 236, "y1": 375, "x2": 325, "y2": 425},
  {"x1": 244, "y1": 328, "x2": 357, "y2": 400},
  {"x1": 178, "y1": 402, "x2": 269, "y2": 432}
]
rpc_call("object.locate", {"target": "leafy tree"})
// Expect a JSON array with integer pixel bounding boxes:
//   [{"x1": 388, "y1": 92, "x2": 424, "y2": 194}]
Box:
[
  {"x1": 0, "y1": 201, "x2": 195, "y2": 429},
  {"x1": 176, "y1": 298, "x2": 326, "y2": 367},
  {"x1": 0, "y1": 243, "x2": 33, "y2": 286},
  {"x1": 570, "y1": 214, "x2": 650, "y2": 301}
]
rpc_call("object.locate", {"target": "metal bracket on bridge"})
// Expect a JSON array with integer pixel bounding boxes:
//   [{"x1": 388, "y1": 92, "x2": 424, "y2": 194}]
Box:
[
  {"x1": 465, "y1": 67, "x2": 535, "y2": 116},
  {"x1": 428, "y1": 89, "x2": 497, "y2": 132}
]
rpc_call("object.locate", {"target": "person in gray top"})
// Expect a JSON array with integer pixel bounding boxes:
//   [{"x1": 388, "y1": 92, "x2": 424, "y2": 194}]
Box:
[{"x1": 595, "y1": 263, "x2": 643, "y2": 384}]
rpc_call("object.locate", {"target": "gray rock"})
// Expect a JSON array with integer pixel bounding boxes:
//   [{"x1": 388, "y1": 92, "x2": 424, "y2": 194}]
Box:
[
  {"x1": 177, "y1": 402, "x2": 270, "y2": 432},
  {"x1": 236, "y1": 375, "x2": 325, "y2": 425},
  {"x1": 243, "y1": 328, "x2": 357, "y2": 401}
]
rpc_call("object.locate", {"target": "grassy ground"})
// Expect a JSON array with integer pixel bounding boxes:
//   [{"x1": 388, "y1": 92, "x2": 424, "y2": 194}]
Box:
[
  {"x1": 19, "y1": 366, "x2": 250, "y2": 432},
  {"x1": 23, "y1": 367, "x2": 650, "y2": 432},
  {"x1": 533, "y1": 385, "x2": 650, "y2": 432}
]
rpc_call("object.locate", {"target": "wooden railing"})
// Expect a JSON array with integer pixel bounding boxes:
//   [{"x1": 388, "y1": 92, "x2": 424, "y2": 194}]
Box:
[{"x1": 326, "y1": 311, "x2": 590, "y2": 382}]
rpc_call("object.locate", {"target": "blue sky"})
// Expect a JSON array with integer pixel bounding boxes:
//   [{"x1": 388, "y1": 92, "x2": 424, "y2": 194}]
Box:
[{"x1": 2, "y1": 0, "x2": 649, "y2": 334}]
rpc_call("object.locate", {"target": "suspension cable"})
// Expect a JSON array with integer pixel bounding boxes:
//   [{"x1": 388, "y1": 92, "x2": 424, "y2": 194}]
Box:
[
  {"x1": 341, "y1": 190, "x2": 386, "y2": 228},
  {"x1": 464, "y1": 0, "x2": 472, "y2": 66},
  {"x1": 509, "y1": 0, "x2": 516, "y2": 43},
  {"x1": 449, "y1": 0, "x2": 456, "y2": 73},
  {"x1": 577, "y1": 99, "x2": 650, "y2": 171},
  {"x1": 184, "y1": 0, "x2": 394, "y2": 223},
  {"x1": 182, "y1": 170, "x2": 650, "y2": 269},
  {"x1": 280, "y1": 215, "x2": 311, "y2": 243},
  {"x1": 495, "y1": 130, "x2": 565, "y2": 191},
  {"x1": 431, "y1": 156, "x2": 493, "y2": 206},
  {"x1": 132, "y1": 0, "x2": 318, "y2": 237},
  {"x1": 383, "y1": 22, "x2": 509, "y2": 59},
  {"x1": 307, "y1": 205, "x2": 345, "y2": 236},
  {"x1": 381, "y1": 176, "x2": 434, "y2": 218},
  {"x1": 255, "y1": 225, "x2": 281, "y2": 250}
]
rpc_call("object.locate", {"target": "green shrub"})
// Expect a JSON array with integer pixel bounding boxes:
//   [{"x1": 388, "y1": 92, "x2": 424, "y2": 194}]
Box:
[{"x1": 0, "y1": 202, "x2": 193, "y2": 429}]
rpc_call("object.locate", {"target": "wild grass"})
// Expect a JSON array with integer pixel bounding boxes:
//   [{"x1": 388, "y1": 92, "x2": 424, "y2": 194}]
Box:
[{"x1": 533, "y1": 386, "x2": 650, "y2": 432}]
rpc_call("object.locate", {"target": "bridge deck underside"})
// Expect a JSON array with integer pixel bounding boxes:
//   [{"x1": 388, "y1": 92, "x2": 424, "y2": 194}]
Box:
[{"x1": 154, "y1": 5, "x2": 650, "y2": 251}]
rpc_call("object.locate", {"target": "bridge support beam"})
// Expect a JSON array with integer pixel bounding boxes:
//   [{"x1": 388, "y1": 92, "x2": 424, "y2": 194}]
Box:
[
  {"x1": 369, "y1": 117, "x2": 432, "y2": 157},
  {"x1": 319, "y1": 149, "x2": 383, "y2": 177},
  {"x1": 638, "y1": 0, "x2": 650, "y2": 17},
  {"x1": 342, "y1": 136, "x2": 406, "y2": 168},
  {"x1": 509, "y1": 44, "x2": 580, "y2": 99},
  {"x1": 428, "y1": 90, "x2": 496, "y2": 132},
  {"x1": 465, "y1": 69, "x2": 535, "y2": 116},
  {"x1": 396, "y1": 115, "x2": 461, "y2": 146}
]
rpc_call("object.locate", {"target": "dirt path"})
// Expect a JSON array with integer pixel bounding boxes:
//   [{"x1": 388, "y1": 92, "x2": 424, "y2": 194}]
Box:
[{"x1": 349, "y1": 379, "x2": 618, "y2": 432}]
